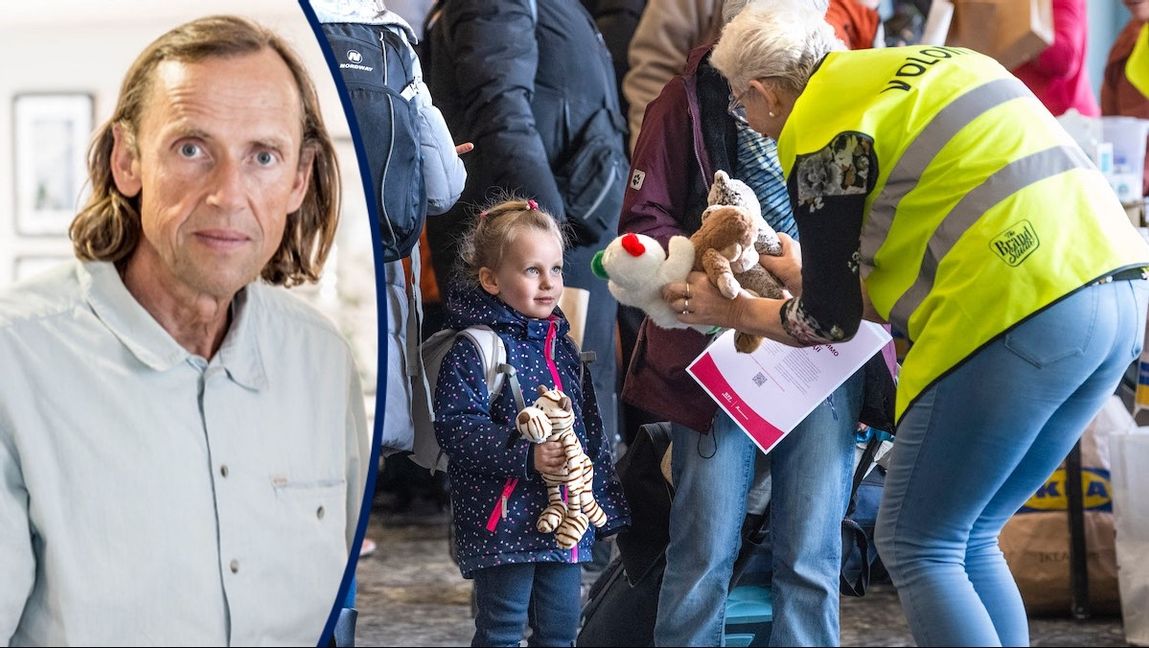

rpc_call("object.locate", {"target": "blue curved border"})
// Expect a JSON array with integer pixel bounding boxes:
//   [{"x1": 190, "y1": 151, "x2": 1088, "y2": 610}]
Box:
[{"x1": 295, "y1": 1, "x2": 388, "y2": 645}]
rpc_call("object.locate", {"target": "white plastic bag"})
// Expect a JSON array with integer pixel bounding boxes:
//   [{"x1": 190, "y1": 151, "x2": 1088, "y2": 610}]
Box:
[{"x1": 1111, "y1": 428, "x2": 1149, "y2": 645}]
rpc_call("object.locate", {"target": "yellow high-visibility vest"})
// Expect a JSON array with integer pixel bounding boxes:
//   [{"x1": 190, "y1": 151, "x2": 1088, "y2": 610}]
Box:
[
  {"x1": 1126, "y1": 23, "x2": 1149, "y2": 100},
  {"x1": 777, "y1": 46, "x2": 1149, "y2": 421}
]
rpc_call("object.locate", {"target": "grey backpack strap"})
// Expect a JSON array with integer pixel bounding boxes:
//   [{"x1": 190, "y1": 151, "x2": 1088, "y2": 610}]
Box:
[
  {"x1": 409, "y1": 244, "x2": 425, "y2": 350},
  {"x1": 554, "y1": 332, "x2": 594, "y2": 388},
  {"x1": 407, "y1": 248, "x2": 432, "y2": 441},
  {"x1": 578, "y1": 346, "x2": 596, "y2": 390},
  {"x1": 406, "y1": 245, "x2": 425, "y2": 380},
  {"x1": 498, "y1": 363, "x2": 528, "y2": 412}
]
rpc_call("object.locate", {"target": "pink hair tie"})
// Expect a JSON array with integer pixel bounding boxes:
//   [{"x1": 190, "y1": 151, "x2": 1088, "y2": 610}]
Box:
[
  {"x1": 527, "y1": 199, "x2": 539, "y2": 211},
  {"x1": 478, "y1": 210, "x2": 490, "y2": 219}
]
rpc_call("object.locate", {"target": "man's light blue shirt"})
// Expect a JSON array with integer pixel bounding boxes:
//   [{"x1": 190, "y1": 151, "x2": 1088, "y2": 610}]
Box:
[{"x1": 0, "y1": 261, "x2": 370, "y2": 646}]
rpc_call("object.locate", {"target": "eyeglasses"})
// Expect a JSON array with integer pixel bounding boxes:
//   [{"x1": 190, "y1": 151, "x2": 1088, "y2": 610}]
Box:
[{"x1": 728, "y1": 88, "x2": 750, "y2": 125}]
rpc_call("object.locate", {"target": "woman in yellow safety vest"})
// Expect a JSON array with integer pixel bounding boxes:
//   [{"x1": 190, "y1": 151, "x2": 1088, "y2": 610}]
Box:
[{"x1": 667, "y1": 4, "x2": 1149, "y2": 645}]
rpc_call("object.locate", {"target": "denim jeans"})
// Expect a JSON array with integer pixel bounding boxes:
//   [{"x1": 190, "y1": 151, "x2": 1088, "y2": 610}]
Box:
[
  {"x1": 654, "y1": 369, "x2": 863, "y2": 646},
  {"x1": 471, "y1": 562, "x2": 582, "y2": 647},
  {"x1": 875, "y1": 279, "x2": 1149, "y2": 646}
]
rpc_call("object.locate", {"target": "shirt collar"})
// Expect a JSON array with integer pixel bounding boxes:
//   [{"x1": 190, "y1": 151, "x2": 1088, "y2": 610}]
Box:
[
  {"x1": 80, "y1": 261, "x2": 268, "y2": 390},
  {"x1": 214, "y1": 287, "x2": 268, "y2": 391}
]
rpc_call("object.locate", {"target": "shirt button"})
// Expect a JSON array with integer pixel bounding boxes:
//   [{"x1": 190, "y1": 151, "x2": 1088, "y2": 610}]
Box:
[
  {"x1": 316, "y1": 506, "x2": 326, "y2": 520},
  {"x1": 220, "y1": 465, "x2": 229, "y2": 478},
  {"x1": 229, "y1": 559, "x2": 239, "y2": 573}
]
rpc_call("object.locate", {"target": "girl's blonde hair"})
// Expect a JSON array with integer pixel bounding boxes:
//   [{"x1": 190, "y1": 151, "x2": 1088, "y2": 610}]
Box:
[{"x1": 457, "y1": 197, "x2": 567, "y2": 288}]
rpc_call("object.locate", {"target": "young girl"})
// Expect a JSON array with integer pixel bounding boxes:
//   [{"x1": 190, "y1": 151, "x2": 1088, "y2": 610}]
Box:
[{"x1": 433, "y1": 198, "x2": 630, "y2": 647}]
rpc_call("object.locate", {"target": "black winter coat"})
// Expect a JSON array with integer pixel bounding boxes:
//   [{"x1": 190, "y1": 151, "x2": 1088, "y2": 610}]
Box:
[
  {"x1": 424, "y1": 0, "x2": 628, "y2": 446},
  {"x1": 424, "y1": 0, "x2": 626, "y2": 285},
  {"x1": 581, "y1": 0, "x2": 648, "y2": 142}
]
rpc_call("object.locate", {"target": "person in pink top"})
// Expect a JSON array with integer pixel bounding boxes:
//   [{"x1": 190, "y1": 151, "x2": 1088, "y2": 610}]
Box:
[{"x1": 1012, "y1": 0, "x2": 1099, "y2": 116}]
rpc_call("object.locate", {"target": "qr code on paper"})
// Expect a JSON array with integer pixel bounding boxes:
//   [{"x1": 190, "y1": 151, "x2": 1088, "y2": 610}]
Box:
[{"x1": 752, "y1": 372, "x2": 767, "y2": 387}]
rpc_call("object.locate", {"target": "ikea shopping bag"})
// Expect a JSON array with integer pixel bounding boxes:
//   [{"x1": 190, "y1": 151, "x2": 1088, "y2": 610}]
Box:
[{"x1": 999, "y1": 396, "x2": 1132, "y2": 615}]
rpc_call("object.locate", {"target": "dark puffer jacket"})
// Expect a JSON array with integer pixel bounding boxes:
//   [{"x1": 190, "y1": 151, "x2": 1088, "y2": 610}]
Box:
[{"x1": 433, "y1": 287, "x2": 630, "y2": 577}]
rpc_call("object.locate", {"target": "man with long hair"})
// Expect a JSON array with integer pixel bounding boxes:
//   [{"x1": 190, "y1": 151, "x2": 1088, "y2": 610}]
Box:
[{"x1": 0, "y1": 16, "x2": 368, "y2": 645}]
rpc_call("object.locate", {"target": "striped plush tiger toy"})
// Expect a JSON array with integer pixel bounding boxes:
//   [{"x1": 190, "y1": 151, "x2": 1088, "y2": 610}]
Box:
[{"x1": 515, "y1": 385, "x2": 607, "y2": 549}]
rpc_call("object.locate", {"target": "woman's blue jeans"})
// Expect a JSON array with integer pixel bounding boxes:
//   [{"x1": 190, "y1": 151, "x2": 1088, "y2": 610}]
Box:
[
  {"x1": 875, "y1": 279, "x2": 1148, "y2": 646},
  {"x1": 655, "y1": 369, "x2": 863, "y2": 646}
]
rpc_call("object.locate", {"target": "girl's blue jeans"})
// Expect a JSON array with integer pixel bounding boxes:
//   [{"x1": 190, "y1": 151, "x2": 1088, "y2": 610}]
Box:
[
  {"x1": 875, "y1": 279, "x2": 1148, "y2": 646},
  {"x1": 471, "y1": 561, "x2": 581, "y2": 647}
]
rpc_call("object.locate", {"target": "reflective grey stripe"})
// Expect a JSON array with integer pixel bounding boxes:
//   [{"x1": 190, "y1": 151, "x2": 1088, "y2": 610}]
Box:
[
  {"x1": 861, "y1": 78, "x2": 1033, "y2": 270},
  {"x1": 887, "y1": 144, "x2": 1094, "y2": 331}
]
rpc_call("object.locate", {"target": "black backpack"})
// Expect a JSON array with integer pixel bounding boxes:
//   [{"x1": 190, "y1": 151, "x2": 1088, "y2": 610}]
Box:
[{"x1": 319, "y1": 22, "x2": 426, "y2": 262}]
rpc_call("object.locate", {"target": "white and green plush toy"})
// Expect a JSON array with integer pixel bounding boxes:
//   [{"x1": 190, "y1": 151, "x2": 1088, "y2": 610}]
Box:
[
  {"x1": 592, "y1": 170, "x2": 784, "y2": 333},
  {"x1": 590, "y1": 232, "x2": 699, "y2": 331}
]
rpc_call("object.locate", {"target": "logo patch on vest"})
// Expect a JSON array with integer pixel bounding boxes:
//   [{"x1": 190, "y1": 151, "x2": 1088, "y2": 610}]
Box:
[
  {"x1": 630, "y1": 169, "x2": 646, "y2": 191},
  {"x1": 990, "y1": 220, "x2": 1040, "y2": 267}
]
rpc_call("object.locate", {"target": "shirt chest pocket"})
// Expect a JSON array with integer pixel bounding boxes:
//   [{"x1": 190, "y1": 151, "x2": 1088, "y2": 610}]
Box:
[
  {"x1": 264, "y1": 478, "x2": 349, "y2": 628},
  {"x1": 271, "y1": 478, "x2": 348, "y2": 550}
]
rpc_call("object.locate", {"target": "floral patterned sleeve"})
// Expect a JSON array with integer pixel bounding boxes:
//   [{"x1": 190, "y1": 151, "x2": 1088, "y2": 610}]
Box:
[{"x1": 780, "y1": 132, "x2": 877, "y2": 344}]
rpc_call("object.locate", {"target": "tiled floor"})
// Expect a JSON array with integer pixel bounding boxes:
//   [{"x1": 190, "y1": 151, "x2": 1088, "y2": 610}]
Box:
[{"x1": 354, "y1": 508, "x2": 1133, "y2": 647}]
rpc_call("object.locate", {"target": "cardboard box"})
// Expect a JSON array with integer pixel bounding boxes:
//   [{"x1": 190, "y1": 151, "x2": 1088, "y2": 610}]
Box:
[
  {"x1": 1126, "y1": 203, "x2": 1145, "y2": 229},
  {"x1": 948, "y1": 0, "x2": 1053, "y2": 69}
]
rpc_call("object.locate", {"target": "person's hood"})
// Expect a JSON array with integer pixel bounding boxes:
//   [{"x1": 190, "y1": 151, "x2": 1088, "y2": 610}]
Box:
[
  {"x1": 311, "y1": 1, "x2": 418, "y2": 43},
  {"x1": 683, "y1": 41, "x2": 715, "y2": 78}
]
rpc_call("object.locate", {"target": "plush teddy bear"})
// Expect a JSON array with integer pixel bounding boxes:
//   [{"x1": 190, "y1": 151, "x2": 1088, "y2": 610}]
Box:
[
  {"x1": 691, "y1": 171, "x2": 788, "y2": 353},
  {"x1": 704, "y1": 169, "x2": 783, "y2": 260},
  {"x1": 704, "y1": 169, "x2": 762, "y2": 224},
  {"x1": 515, "y1": 385, "x2": 606, "y2": 549},
  {"x1": 590, "y1": 232, "x2": 708, "y2": 332},
  {"x1": 590, "y1": 171, "x2": 787, "y2": 350}
]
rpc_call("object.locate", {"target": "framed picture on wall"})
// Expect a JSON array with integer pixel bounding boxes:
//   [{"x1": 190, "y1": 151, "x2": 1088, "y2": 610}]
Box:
[{"x1": 13, "y1": 93, "x2": 94, "y2": 237}]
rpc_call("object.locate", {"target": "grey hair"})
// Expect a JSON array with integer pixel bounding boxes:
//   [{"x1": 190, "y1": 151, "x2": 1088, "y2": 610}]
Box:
[
  {"x1": 712, "y1": 3, "x2": 844, "y2": 97},
  {"x1": 721, "y1": 0, "x2": 830, "y2": 26}
]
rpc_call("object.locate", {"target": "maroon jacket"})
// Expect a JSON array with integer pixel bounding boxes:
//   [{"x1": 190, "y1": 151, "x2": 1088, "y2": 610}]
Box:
[{"x1": 619, "y1": 45, "x2": 730, "y2": 432}]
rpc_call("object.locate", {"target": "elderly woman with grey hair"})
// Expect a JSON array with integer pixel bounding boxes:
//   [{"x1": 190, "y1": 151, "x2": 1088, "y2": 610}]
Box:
[
  {"x1": 619, "y1": 2, "x2": 893, "y2": 647},
  {"x1": 669, "y1": 3, "x2": 1149, "y2": 645}
]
